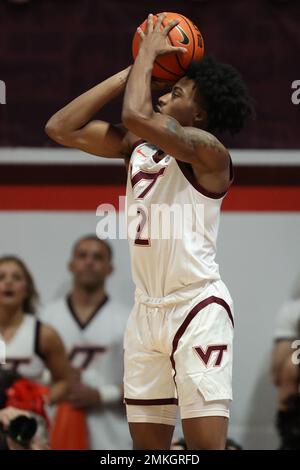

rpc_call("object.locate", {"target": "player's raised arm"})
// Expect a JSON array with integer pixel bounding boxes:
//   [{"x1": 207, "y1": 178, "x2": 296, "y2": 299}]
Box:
[
  {"x1": 122, "y1": 14, "x2": 228, "y2": 173},
  {"x1": 45, "y1": 66, "x2": 136, "y2": 158},
  {"x1": 122, "y1": 13, "x2": 253, "y2": 174}
]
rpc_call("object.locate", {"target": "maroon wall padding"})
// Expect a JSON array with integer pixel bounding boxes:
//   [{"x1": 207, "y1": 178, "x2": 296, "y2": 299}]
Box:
[{"x1": 0, "y1": 0, "x2": 299, "y2": 148}]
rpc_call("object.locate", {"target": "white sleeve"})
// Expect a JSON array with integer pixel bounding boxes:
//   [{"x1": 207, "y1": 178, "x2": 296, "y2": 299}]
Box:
[{"x1": 274, "y1": 301, "x2": 299, "y2": 341}]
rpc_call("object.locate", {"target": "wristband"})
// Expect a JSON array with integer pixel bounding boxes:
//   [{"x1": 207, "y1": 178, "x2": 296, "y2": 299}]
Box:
[{"x1": 97, "y1": 384, "x2": 122, "y2": 405}]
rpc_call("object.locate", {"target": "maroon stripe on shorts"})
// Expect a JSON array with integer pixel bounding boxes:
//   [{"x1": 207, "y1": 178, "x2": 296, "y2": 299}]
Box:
[
  {"x1": 170, "y1": 296, "x2": 234, "y2": 386},
  {"x1": 124, "y1": 398, "x2": 178, "y2": 406}
]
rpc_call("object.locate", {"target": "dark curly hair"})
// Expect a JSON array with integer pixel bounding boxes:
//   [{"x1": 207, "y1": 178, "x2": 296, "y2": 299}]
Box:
[{"x1": 186, "y1": 56, "x2": 254, "y2": 135}]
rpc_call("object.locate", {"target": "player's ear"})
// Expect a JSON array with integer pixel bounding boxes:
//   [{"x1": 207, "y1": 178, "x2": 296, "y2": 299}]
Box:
[{"x1": 194, "y1": 108, "x2": 207, "y2": 129}]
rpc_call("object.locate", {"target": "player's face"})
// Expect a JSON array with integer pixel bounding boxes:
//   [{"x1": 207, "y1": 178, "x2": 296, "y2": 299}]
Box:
[
  {"x1": 157, "y1": 77, "x2": 203, "y2": 127},
  {"x1": 0, "y1": 261, "x2": 28, "y2": 310},
  {"x1": 69, "y1": 240, "x2": 112, "y2": 290}
]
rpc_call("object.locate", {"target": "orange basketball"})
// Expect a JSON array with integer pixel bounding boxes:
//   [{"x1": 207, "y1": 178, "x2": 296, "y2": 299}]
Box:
[{"x1": 132, "y1": 12, "x2": 204, "y2": 81}]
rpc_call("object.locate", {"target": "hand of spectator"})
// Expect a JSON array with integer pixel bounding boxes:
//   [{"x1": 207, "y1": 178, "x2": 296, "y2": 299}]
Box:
[
  {"x1": 0, "y1": 407, "x2": 50, "y2": 450},
  {"x1": 66, "y1": 382, "x2": 101, "y2": 409},
  {"x1": 71, "y1": 367, "x2": 82, "y2": 383},
  {"x1": 0, "y1": 406, "x2": 30, "y2": 429}
]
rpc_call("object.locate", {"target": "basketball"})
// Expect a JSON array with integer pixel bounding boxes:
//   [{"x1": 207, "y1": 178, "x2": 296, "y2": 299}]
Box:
[{"x1": 132, "y1": 12, "x2": 204, "y2": 81}]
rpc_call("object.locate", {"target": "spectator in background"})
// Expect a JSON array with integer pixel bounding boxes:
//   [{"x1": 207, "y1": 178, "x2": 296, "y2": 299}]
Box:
[
  {"x1": 0, "y1": 256, "x2": 72, "y2": 447},
  {"x1": 40, "y1": 235, "x2": 131, "y2": 450},
  {"x1": 271, "y1": 297, "x2": 300, "y2": 386},
  {"x1": 0, "y1": 256, "x2": 71, "y2": 404},
  {"x1": 271, "y1": 295, "x2": 300, "y2": 449}
]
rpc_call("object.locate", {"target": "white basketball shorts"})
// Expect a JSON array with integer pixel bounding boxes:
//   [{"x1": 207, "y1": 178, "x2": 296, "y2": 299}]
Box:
[{"x1": 123, "y1": 280, "x2": 234, "y2": 423}]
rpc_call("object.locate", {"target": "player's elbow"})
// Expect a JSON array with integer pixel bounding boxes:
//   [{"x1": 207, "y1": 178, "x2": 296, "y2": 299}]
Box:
[
  {"x1": 45, "y1": 117, "x2": 63, "y2": 143},
  {"x1": 122, "y1": 109, "x2": 137, "y2": 129},
  {"x1": 45, "y1": 115, "x2": 72, "y2": 146},
  {"x1": 122, "y1": 109, "x2": 145, "y2": 132}
]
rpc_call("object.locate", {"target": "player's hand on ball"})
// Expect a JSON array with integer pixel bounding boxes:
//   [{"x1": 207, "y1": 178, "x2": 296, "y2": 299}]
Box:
[{"x1": 137, "y1": 13, "x2": 187, "y2": 58}]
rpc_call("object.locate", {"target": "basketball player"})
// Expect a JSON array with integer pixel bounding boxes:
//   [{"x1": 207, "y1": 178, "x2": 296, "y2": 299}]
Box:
[
  {"x1": 40, "y1": 236, "x2": 131, "y2": 450},
  {"x1": 0, "y1": 256, "x2": 71, "y2": 405},
  {"x1": 45, "y1": 13, "x2": 253, "y2": 449}
]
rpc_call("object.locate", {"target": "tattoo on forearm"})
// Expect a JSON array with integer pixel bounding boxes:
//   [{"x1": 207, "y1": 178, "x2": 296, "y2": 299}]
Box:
[
  {"x1": 166, "y1": 117, "x2": 182, "y2": 135},
  {"x1": 166, "y1": 117, "x2": 225, "y2": 154},
  {"x1": 192, "y1": 133, "x2": 225, "y2": 154}
]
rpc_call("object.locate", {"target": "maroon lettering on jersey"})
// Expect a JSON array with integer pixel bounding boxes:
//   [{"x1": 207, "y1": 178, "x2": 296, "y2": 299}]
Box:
[
  {"x1": 131, "y1": 167, "x2": 167, "y2": 199},
  {"x1": 193, "y1": 344, "x2": 228, "y2": 367},
  {"x1": 69, "y1": 346, "x2": 107, "y2": 370},
  {"x1": 135, "y1": 207, "x2": 151, "y2": 246},
  {"x1": 2, "y1": 358, "x2": 31, "y2": 371}
]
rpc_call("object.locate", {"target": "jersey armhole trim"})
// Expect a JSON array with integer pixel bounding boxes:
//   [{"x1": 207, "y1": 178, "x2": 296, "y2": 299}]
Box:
[
  {"x1": 176, "y1": 154, "x2": 234, "y2": 199},
  {"x1": 176, "y1": 160, "x2": 227, "y2": 199},
  {"x1": 34, "y1": 320, "x2": 46, "y2": 362}
]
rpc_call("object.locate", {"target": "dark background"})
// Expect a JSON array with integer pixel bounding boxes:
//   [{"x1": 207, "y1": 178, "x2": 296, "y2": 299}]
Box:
[{"x1": 0, "y1": 0, "x2": 299, "y2": 148}]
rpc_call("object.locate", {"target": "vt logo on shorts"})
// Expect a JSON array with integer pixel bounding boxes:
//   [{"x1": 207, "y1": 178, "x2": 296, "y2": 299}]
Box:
[{"x1": 193, "y1": 344, "x2": 228, "y2": 367}]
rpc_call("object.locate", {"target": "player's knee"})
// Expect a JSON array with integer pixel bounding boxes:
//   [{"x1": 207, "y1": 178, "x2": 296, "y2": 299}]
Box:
[{"x1": 129, "y1": 422, "x2": 173, "y2": 450}]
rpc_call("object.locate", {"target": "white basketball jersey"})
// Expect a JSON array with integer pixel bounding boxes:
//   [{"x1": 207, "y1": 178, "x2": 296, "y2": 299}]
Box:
[
  {"x1": 40, "y1": 296, "x2": 131, "y2": 450},
  {"x1": 126, "y1": 141, "x2": 232, "y2": 298},
  {"x1": 0, "y1": 314, "x2": 45, "y2": 381}
]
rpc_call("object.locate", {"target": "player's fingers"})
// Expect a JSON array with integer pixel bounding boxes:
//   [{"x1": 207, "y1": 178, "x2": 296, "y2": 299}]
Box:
[
  {"x1": 137, "y1": 27, "x2": 145, "y2": 40},
  {"x1": 154, "y1": 12, "x2": 166, "y2": 31},
  {"x1": 146, "y1": 13, "x2": 154, "y2": 34},
  {"x1": 171, "y1": 46, "x2": 187, "y2": 55},
  {"x1": 163, "y1": 18, "x2": 180, "y2": 36}
]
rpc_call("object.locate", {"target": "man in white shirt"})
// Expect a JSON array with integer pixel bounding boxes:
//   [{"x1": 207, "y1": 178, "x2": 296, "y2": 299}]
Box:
[{"x1": 41, "y1": 235, "x2": 131, "y2": 450}]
